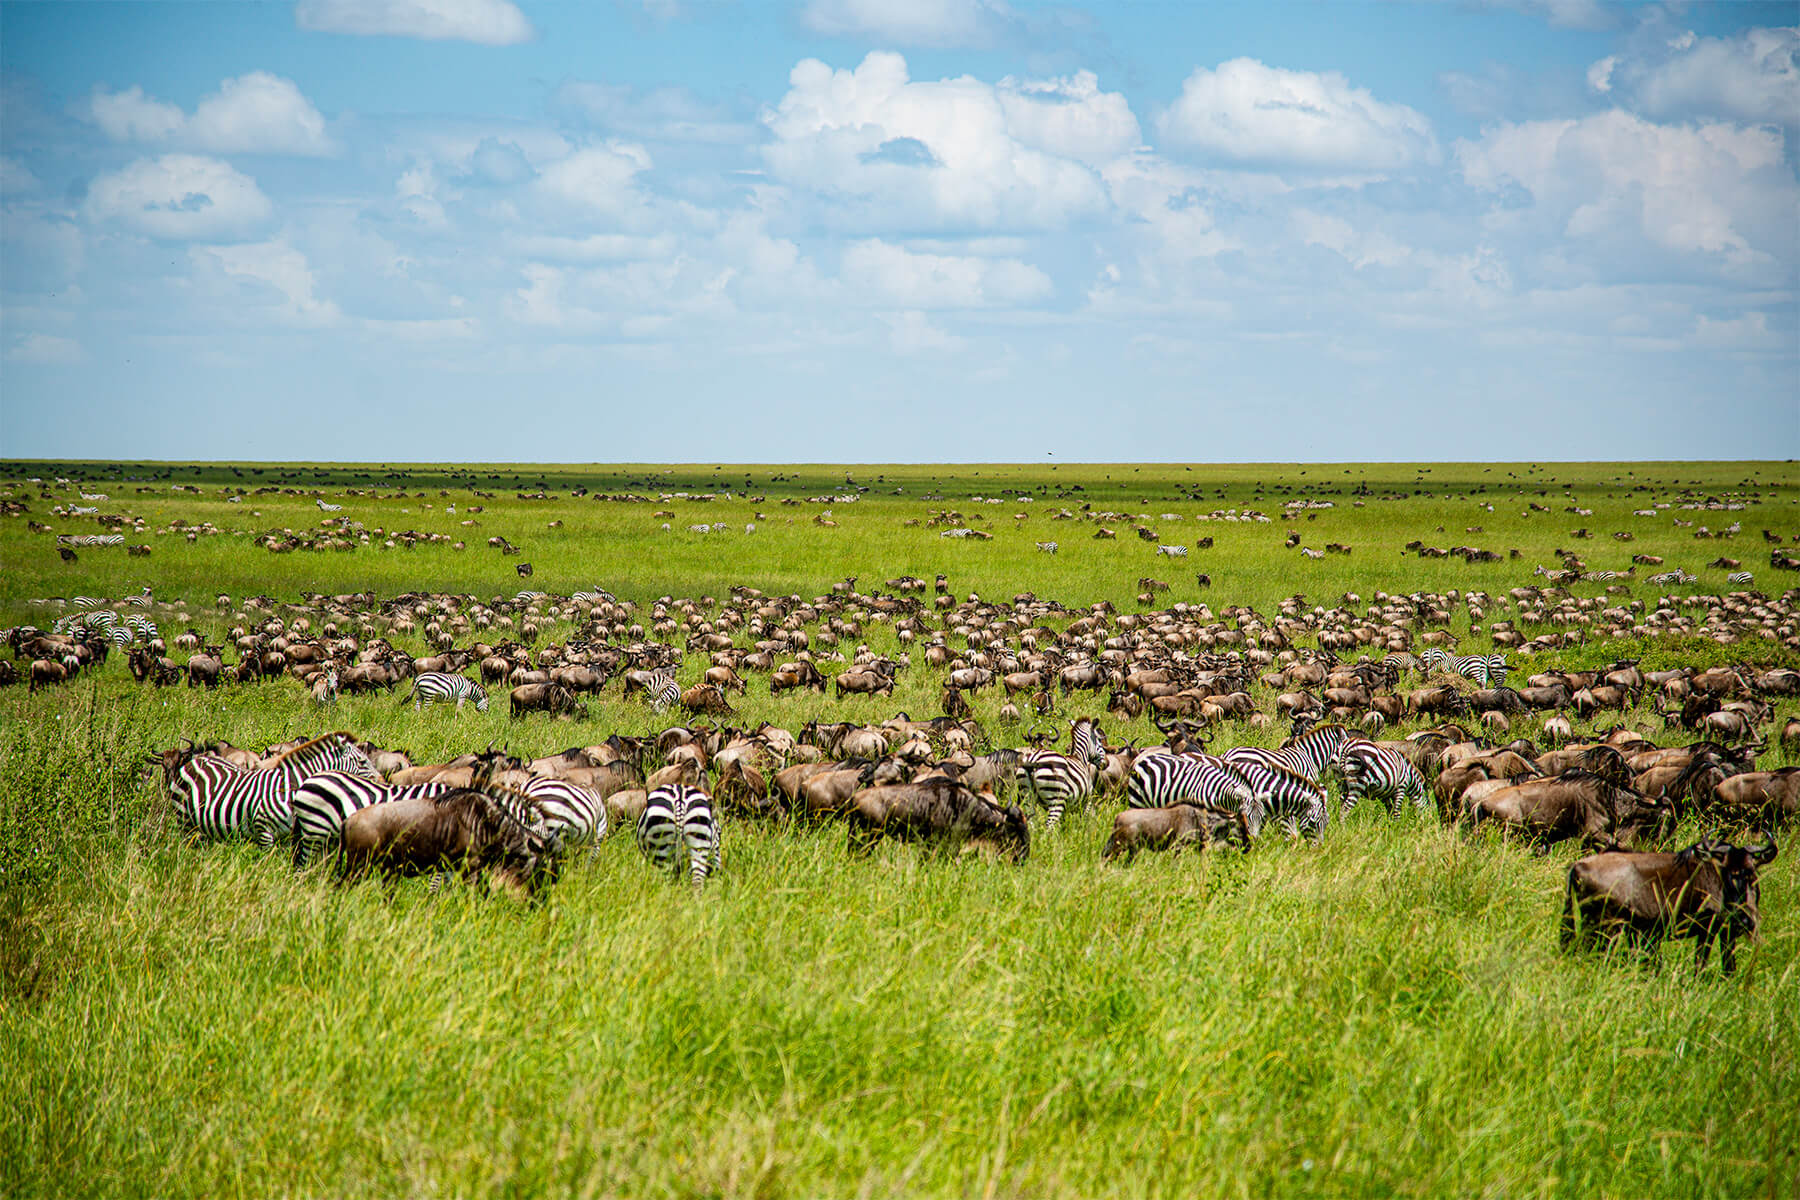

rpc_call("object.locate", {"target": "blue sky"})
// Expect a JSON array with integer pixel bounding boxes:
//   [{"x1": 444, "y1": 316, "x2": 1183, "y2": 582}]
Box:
[{"x1": 1, "y1": 0, "x2": 1795, "y2": 462}]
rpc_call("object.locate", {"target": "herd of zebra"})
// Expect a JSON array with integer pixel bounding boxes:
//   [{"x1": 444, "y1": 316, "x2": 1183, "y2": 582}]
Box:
[{"x1": 161, "y1": 732, "x2": 722, "y2": 887}]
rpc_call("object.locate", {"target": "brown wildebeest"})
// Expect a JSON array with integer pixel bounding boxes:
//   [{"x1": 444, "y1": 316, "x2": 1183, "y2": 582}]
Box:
[
  {"x1": 1710, "y1": 768, "x2": 1800, "y2": 825},
  {"x1": 847, "y1": 777, "x2": 1029, "y2": 862},
  {"x1": 1102, "y1": 804, "x2": 1249, "y2": 862},
  {"x1": 510, "y1": 682, "x2": 585, "y2": 719},
  {"x1": 1562, "y1": 835, "x2": 1777, "y2": 974},
  {"x1": 339, "y1": 788, "x2": 561, "y2": 897},
  {"x1": 1465, "y1": 771, "x2": 1671, "y2": 851}
]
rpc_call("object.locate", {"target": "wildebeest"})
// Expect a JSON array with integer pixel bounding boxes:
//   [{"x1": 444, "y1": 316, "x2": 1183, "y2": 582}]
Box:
[
  {"x1": 1464, "y1": 770, "x2": 1671, "y2": 851},
  {"x1": 510, "y1": 682, "x2": 585, "y2": 719},
  {"x1": 1562, "y1": 835, "x2": 1777, "y2": 974},
  {"x1": 1102, "y1": 803, "x2": 1249, "y2": 862},
  {"x1": 846, "y1": 777, "x2": 1029, "y2": 861},
  {"x1": 339, "y1": 787, "x2": 560, "y2": 897}
]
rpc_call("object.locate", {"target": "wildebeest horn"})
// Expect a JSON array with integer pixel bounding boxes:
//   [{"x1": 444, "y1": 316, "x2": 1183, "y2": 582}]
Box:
[{"x1": 1746, "y1": 833, "x2": 1778, "y2": 864}]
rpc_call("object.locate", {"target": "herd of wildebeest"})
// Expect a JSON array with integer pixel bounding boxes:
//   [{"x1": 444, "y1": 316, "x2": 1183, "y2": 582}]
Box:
[{"x1": 11, "y1": 553, "x2": 1800, "y2": 973}]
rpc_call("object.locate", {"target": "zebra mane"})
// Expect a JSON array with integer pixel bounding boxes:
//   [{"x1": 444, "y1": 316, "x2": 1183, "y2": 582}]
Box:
[{"x1": 263, "y1": 730, "x2": 357, "y2": 768}]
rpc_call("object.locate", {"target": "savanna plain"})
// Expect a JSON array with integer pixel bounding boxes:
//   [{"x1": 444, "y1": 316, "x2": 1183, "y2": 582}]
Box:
[{"x1": 2, "y1": 459, "x2": 1797, "y2": 1200}]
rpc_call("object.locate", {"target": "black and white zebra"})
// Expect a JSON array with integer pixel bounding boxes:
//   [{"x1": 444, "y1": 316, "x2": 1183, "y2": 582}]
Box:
[
  {"x1": 1035, "y1": 541, "x2": 1058, "y2": 554},
  {"x1": 316, "y1": 499, "x2": 342, "y2": 512},
  {"x1": 636, "y1": 784, "x2": 719, "y2": 885},
  {"x1": 1125, "y1": 751, "x2": 1255, "y2": 812},
  {"x1": 571, "y1": 587, "x2": 616, "y2": 605},
  {"x1": 1217, "y1": 758, "x2": 1329, "y2": 841},
  {"x1": 521, "y1": 777, "x2": 609, "y2": 861},
  {"x1": 514, "y1": 589, "x2": 547, "y2": 604},
  {"x1": 1419, "y1": 648, "x2": 1509, "y2": 687},
  {"x1": 1727, "y1": 571, "x2": 1754, "y2": 586},
  {"x1": 1225, "y1": 723, "x2": 1353, "y2": 787},
  {"x1": 120, "y1": 586, "x2": 153, "y2": 608},
  {"x1": 1156, "y1": 544, "x2": 1188, "y2": 557},
  {"x1": 1332, "y1": 741, "x2": 1429, "y2": 818},
  {"x1": 287, "y1": 771, "x2": 453, "y2": 867},
  {"x1": 169, "y1": 734, "x2": 378, "y2": 844},
  {"x1": 647, "y1": 669, "x2": 680, "y2": 712},
  {"x1": 70, "y1": 595, "x2": 107, "y2": 610},
  {"x1": 1016, "y1": 751, "x2": 1099, "y2": 830},
  {"x1": 401, "y1": 671, "x2": 489, "y2": 712}
]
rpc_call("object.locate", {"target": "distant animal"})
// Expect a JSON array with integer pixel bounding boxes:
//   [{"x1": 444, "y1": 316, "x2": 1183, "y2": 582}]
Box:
[
  {"x1": 401, "y1": 671, "x2": 488, "y2": 712},
  {"x1": 636, "y1": 784, "x2": 719, "y2": 885},
  {"x1": 846, "y1": 777, "x2": 1029, "y2": 862}
]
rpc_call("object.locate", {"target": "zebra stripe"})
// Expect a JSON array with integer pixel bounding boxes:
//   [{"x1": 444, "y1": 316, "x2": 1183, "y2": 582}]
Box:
[
  {"x1": 288, "y1": 771, "x2": 454, "y2": 867},
  {"x1": 1224, "y1": 723, "x2": 1353, "y2": 786},
  {"x1": 1016, "y1": 750, "x2": 1097, "y2": 829},
  {"x1": 648, "y1": 669, "x2": 680, "y2": 712},
  {"x1": 316, "y1": 499, "x2": 342, "y2": 512},
  {"x1": 1333, "y1": 742, "x2": 1430, "y2": 818},
  {"x1": 637, "y1": 785, "x2": 719, "y2": 885},
  {"x1": 1126, "y1": 752, "x2": 1253, "y2": 811},
  {"x1": 166, "y1": 734, "x2": 378, "y2": 844},
  {"x1": 1035, "y1": 541, "x2": 1058, "y2": 554},
  {"x1": 1216, "y1": 759, "x2": 1329, "y2": 842},
  {"x1": 521, "y1": 777, "x2": 610, "y2": 861},
  {"x1": 1727, "y1": 571, "x2": 1754, "y2": 586},
  {"x1": 1419, "y1": 648, "x2": 1509, "y2": 687},
  {"x1": 403, "y1": 671, "x2": 489, "y2": 712}
]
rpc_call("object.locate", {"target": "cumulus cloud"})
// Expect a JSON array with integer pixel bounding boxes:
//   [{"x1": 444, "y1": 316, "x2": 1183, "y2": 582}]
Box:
[
  {"x1": 799, "y1": 0, "x2": 1018, "y2": 49},
  {"x1": 1457, "y1": 110, "x2": 1798, "y2": 277},
  {"x1": 997, "y1": 71, "x2": 1141, "y2": 165},
  {"x1": 83, "y1": 155, "x2": 273, "y2": 240},
  {"x1": 85, "y1": 73, "x2": 335, "y2": 156},
  {"x1": 191, "y1": 240, "x2": 342, "y2": 325},
  {"x1": 841, "y1": 239, "x2": 1052, "y2": 307},
  {"x1": 295, "y1": 0, "x2": 533, "y2": 45},
  {"x1": 532, "y1": 141, "x2": 656, "y2": 225},
  {"x1": 1159, "y1": 58, "x2": 1439, "y2": 171},
  {"x1": 1589, "y1": 25, "x2": 1799, "y2": 128},
  {"x1": 761, "y1": 52, "x2": 1117, "y2": 231},
  {"x1": 7, "y1": 333, "x2": 83, "y2": 365}
]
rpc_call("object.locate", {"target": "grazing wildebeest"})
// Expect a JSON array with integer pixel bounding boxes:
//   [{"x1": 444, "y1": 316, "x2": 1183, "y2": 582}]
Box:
[
  {"x1": 1562, "y1": 835, "x2": 1777, "y2": 974},
  {"x1": 1102, "y1": 804, "x2": 1249, "y2": 862},
  {"x1": 1465, "y1": 770, "x2": 1671, "y2": 851},
  {"x1": 339, "y1": 787, "x2": 560, "y2": 897},
  {"x1": 846, "y1": 777, "x2": 1029, "y2": 861},
  {"x1": 510, "y1": 682, "x2": 585, "y2": 719}
]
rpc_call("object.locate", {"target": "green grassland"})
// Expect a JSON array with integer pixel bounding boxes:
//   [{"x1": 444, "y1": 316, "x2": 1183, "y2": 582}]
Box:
[{"x1": 2, "y1": 460, "x2": 1798, "y2": 1199}]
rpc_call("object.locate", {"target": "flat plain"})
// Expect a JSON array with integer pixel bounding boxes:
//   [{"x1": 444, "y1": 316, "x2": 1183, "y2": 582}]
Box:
[{"x1": 2, "y1": 459, "x2": 1797, "y2": 1199}]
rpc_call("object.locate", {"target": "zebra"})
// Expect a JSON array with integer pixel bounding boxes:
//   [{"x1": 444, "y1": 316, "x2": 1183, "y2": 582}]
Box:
[
  {"x1": 1016, "y1": 731, "x2": 1105, "y2": 830},
  {"x1": 1419, "y1": 648, "x2": 1509, "y2": 687},
  {"x1": 1035, "y1": 541, "x2": 1058, "y2": 554},
  {"x1": 520, "y1": 777, "x2": 610, "y2": 862},
  {"x1": 167, "y1": 733, "x2": 378, "y2": 844},
  {"x1": 316, "y1": 499, "x2": 342, "y2": 512},
  {"x1": 636, "y1": 784, "x2": 720, "y2": 885},
  {"x1": 400, "y1": 671, "x2": 489, "y2": 712},
  {"x1": 1332, "y1": 741, "x2": 1430, "y2": 818},
  {"x1": 514, "y1": 590, "x2": 546, "y2": 604},
  {"x1": 1225, "y1": 723, "x2": 1355, "y2": 787},
  {"x1": 287, "y1": 771, "x2": 454, "y2": 867},
  {"x1": 1125, "y1": 751, "x2": 1256, "y2": 813},
  {"x1": 1216, "y1": 758, "x2": 1329, "y2": 841},
  {"x1": 70, "y1": 596, "x2": 107, "y2": 610},
  {"x1": 1156, "y1": 544, "x2": 1188, "y2": 557},
  {"x1": 647, "y1": 669, "x2": 680, "y2": 712},
  {"x1": 1728, "y1": 572, "x2": 1755, "y2": 586},
  {"x1": 120, "y1": 586, "x2": 153, "y2": 608},
  {"x1": 571, "y1": 587, "x2": 616, "y2": 605}
]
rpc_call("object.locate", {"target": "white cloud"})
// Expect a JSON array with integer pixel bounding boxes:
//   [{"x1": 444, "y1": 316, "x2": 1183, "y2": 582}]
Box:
[
  {"x1": 1457, "y1": 111, "x2": 1797, "y2": 276},
  {"x1": 841, "y1": 239, "x2": 1052, "y2": 307},
  {"x1": 1158, "y1": 58, "x2": 1439, "y2": 172},
  {"x1": 761, "y1": 52, "x2": 1115, "y2": 231},
  {"x1": 6, "y1": 333, "x2": 83, "y2": 365},
  {"x1": 295, "y1": 0, "x2": 533, "y2": 45},
  {"x1": 86, "y1": 73, "x2": 335, "y2": 156},
  {"x1": 505, "y1": 232, "x2": 680, "y2": 262},
  {"x1": 996, "y1": 71, "x2": 1141, "y2": 166},
  {"x1": 191, "y1": 240, "x2": 341, "y2": 325},
  {"x1": 533, "y1": 142, "x2": 655, "y2": 223},
  {"x1": 799, "y1": 0, "x2": 1017, "y2": 48},
  {"x1": 1293, "y1": 210, "x2": 1411, "y2": 269},
  {"x1": 1590, "y1": 25, "x2": 1800, "y2": 127},
  {"x1": 83, "y1": 155, "x2": 274, "y2": 241}
]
